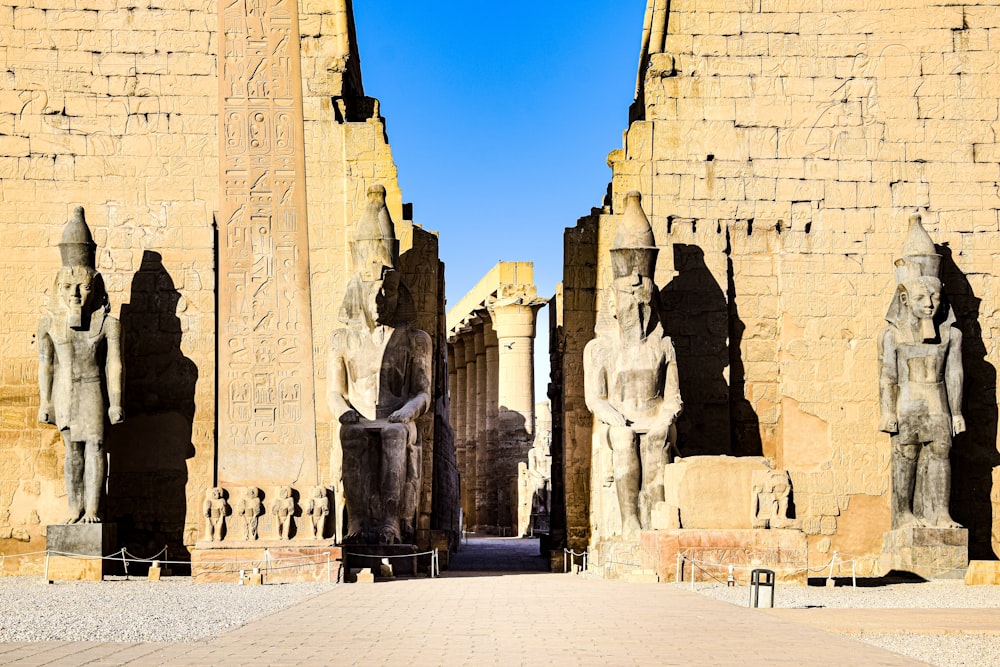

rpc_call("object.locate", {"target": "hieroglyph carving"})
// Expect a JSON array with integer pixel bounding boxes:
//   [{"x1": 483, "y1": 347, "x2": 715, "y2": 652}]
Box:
[{"x1": 217, "y1": 0, "x2": 318, "y2": 486}]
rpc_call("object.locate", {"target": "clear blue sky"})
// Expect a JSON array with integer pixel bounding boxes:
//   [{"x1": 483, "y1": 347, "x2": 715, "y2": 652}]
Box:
[{"x1": 352, "y1": 2, "x2": 647, "y2": 305}]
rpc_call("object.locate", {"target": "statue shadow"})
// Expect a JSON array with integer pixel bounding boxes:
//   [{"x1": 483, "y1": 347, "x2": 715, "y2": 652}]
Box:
[
  {"x1": 659, "y1": 243, "x2": 762, "y2": 457},
  {"x1": 106, "y1": 251, "x2": 198, "y2": 568},
  {"x1": 939, "y1": 245, "x2": 999, "y2": 560}
]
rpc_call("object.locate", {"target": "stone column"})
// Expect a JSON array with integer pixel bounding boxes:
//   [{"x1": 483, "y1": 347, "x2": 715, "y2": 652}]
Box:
[
  {"x1": 462, "y1": 330, "x2": 479, "y2": 530},
  {"x1": 473, "y1": 319, "x2": 489, "y2": 531},
  {"x1": 483, "y1": 315, "x2": 500, "y2": 533},
  {"x1": 490, "y1": 301, "x2": 544, "y2": 533},
  {"x1": 451, "y1": 337, "x2": 469, "y2": 528}
]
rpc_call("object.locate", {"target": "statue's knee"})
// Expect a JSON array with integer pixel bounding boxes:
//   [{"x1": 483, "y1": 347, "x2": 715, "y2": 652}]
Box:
[
  {"x1": 382, "y1": 423, "x2": 411, "y2": 448},
  {"x1": 608, "y1": 426, "x2": 636, "y2": 451},
  {"x1": 928, "y1": 441, "x2": 951, "y2": 459},
  {"x1": 894, "y1": 443, "x2": 919, "y2": 461}
]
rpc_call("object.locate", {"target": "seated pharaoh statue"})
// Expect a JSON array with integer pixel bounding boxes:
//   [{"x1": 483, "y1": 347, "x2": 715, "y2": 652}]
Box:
[
  {"x1": 328, "y1": 185, "x2": 432, "y2": 545},
  {"x1": 584, "y1": 191, "x2": 682, "y2": 540}
]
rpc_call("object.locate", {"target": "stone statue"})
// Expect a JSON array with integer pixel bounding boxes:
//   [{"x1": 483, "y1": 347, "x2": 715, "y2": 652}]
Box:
[
  {"x1": 328, "y1": 184, "x2": 432, "y2": 545},
  {"x1": 272, "y1": 486, "x2": 296, "y2": 540},
  {"x1": 751, "y1": 469, "x2": 793, "y2": 529},
  {"x1": 203, "y1": 487, "x2": 228, "y2": 541},
  {"x1": 237, "y1": 487, "x2": 263, "y2": 540},
  {"x1": 305, "y1": 486, "x2": 329, "y2": 539},
  {"x1": 37, "y1": 206, "x2": 124, "y2": 524},
  {"x1": 879, "y1": 212, "x2": 965, "y2": 529},
  {"x1": 584, "y1": 191, "x2": 682, "y2": 539}
]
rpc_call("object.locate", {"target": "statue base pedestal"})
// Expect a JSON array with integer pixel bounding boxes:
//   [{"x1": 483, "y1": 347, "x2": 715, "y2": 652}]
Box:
[
  {"x1": 880, "y1": 526, "x2": 968, "y2": 580},
  {"x1": 341, "y1": 544, "x2": 429, "y2": 580},
  {"x1": 593, "y1": 529, "x2": 807, "y2": 584},
  {"x1": 190, "y1": 540, "x2": 341, "y2": 583},
  {"x1": 45, "y1": 523, "x2": 117, "y2": 582}
]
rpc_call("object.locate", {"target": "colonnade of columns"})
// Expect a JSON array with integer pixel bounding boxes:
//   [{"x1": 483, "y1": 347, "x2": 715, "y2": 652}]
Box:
[{"x1": 447, "y1": 262, "x2": 546, "y2": 535}]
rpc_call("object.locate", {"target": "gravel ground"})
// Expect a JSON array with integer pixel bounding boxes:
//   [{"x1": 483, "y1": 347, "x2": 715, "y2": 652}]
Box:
[
  {"x1": 674, "y1": 579, "x2": 1000, "y2": 608},
  {"x1": 0, "y1": 576, "x2": 335, "y2": 642},
  {"x1": 677, "y1": 580, "x2": 1000, "y2": 667}
]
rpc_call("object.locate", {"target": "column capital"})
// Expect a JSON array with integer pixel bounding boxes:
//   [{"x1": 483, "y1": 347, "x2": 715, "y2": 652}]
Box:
[{"x1": 489, "y1": 298, "x2": 547, "y2": 340}]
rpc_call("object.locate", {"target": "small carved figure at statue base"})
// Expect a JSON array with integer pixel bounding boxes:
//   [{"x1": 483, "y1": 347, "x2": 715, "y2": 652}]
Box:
[
  {"x1": 328, "y1": 185, "x2": 431, "y2": 545},
  {"x1": 238, "y1": 487, "x2": 263, "y2": 541},
  {"x1": 203, "y1": 487, "x2": 229, "y2": 542},
  {"x1": 584, "y1": 192, "x2": 682, "y2": 540},
  {"x1": 879, "y1": 213, "x2": 965, "y2": 530},
  {"x1": 751, "y1": 469, "x2": 795, "y2": 529},
  {"x1": 305, "y1": 486, "x2": 329, "y2": 539},
  {"x1": 38, "y1": 207, "x2": 124, "y2": 525},
  {"x1": 272, "y1": 486, "x2": 296, "y2": 540}
]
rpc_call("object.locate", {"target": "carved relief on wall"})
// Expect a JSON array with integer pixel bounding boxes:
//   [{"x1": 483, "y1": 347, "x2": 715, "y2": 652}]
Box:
[{"x1": 217, "y1": 0, "x2": 318, "y2": 486}]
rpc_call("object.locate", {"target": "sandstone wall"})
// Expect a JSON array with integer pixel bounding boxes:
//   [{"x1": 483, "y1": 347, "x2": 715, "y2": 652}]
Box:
[
  {"x1": 568, "y1": 0, "x2": 1000, "y2": 565},
  {"x1": 0, "y1": 0, "x2": 451, "y2": 566}
]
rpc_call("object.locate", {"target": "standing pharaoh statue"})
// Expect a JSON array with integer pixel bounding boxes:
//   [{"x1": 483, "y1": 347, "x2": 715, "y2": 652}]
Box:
[
  {"x1": 38, "y1": 206, "x2": 124, "y2": 524},
  {"x1": 584, "y1": 191, "x2": 683, "y2": 539},
  {"x1": 328, "y1": 184, "x2": 432, "y2": 545},
  {"x1": 880, "y1": 212, "x2": 965, "y2": 529}
]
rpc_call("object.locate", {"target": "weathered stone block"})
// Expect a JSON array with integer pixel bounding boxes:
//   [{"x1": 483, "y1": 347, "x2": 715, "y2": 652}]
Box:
[
  {"x1": 637, "y1": 528, "x2": 808, "y2": 584},
  {"x1": 45, "y1": 523, "x2": 117, "y2": 581},
  {"x1": 662, "y1": 456, "x2": 773, "y2": 529},
  {"x1": 191, "y1": 543, "x2": 341, "y2": 583},
  {"x1": 880, "y1": 527, "x2": 968, "y2": 580}
]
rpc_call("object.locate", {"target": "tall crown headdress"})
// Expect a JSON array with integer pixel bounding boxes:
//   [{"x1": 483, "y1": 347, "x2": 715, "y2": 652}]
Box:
[
  {"x1": 610, "y1": 191, "x2": 658, "y2": 280},
  {"x1": 350, "y1": 184, "x2": 399, "y2": 281},
  {"x1": 894, "y1": 211, "x2": 940, "y2": 284},
  {"x1": 59, "y1": 206, "x2": 96, "y2": 269}
]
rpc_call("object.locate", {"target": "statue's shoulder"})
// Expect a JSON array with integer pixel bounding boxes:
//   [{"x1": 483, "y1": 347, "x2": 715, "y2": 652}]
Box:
[
  {"x1": 103, "y1": 314, "x2": 121, "y2": 337},
  {"x1": 408, "y1": 325, "x2": 431, "y2": 344}
]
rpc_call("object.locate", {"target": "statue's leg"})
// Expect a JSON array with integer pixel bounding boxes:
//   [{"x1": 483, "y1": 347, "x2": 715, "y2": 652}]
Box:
[
  {"x1": 891, "y1": 440, "x2": 919, "y2": 528},
  {"x1": 80, "y1": 438, "x2": 105, "y2": 523},
  {"x1": 340, "y1": 425, "x2": 370, "y2": 541},
  {"x1": 379, "y1": 423, "x2": 412, "y2": 545},
  {"x1": 399, "y1": 432, "x2": 421, "y2": 543},
  {"x1": 63, "y1": 433, "x2": 85, "y2": 524},
  {"x1": 609, "y1": 426, "x2": 641, "y2": 539},
  {"x1": 923, "y1": 437, "x2": 960, "y2": 528},
  {"x1": 638, "y1": 427, "x2": 669, "y2": 529}
]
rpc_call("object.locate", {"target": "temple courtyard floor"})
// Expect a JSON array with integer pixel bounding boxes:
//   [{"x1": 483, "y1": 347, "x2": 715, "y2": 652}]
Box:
[{"x1": 0, "y1": 536, "x2": 998, "y2": 666}]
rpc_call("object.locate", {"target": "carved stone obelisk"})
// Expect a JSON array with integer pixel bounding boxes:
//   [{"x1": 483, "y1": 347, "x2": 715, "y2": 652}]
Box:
[{"x1": 217, "y1": 0, "x2": 318, "y2": 488}]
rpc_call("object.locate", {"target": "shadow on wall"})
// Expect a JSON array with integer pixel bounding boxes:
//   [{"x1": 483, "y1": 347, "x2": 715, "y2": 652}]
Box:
[
  {"x1": 660, "y1": 243, "x2": 761, "y2": 457},
  {"x1": 939, "y1": 245, "x2": 999, "y2": 560},
  {"x1": 106, "y1": 251, "x2": 197, "y2": 564}
]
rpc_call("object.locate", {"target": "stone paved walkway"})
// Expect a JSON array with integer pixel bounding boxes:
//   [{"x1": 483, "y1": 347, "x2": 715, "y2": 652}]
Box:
[{"x1": 0, "y1": 536, "x2": 960, "y2": 666}]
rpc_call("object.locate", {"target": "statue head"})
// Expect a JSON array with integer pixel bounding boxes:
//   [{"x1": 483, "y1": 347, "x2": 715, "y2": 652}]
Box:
[
  {"x1": 209, "y1": 486, "x2": 224, "y2": 500},
  {"x1": 53, "y1": 207, "x2": 105, "y2": 329},
  {"x1": 279, "y1": 486, "x2": 292, "y2": 499},
  {"x1": 312, "y1": 486, "x2": 325, "y2": 498},
  {"x1": 246, "y1": 487, "x2": 258, "y2": 498},
  {"x1": 610, "y1": 191, "x2": 660, "y2": 337},
  {"x1": 899, "y1": 276, "x2": 942, "y2": 341},
  {"x1": 887, "y1": 211, "x2": 950, "y2": 340}
]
